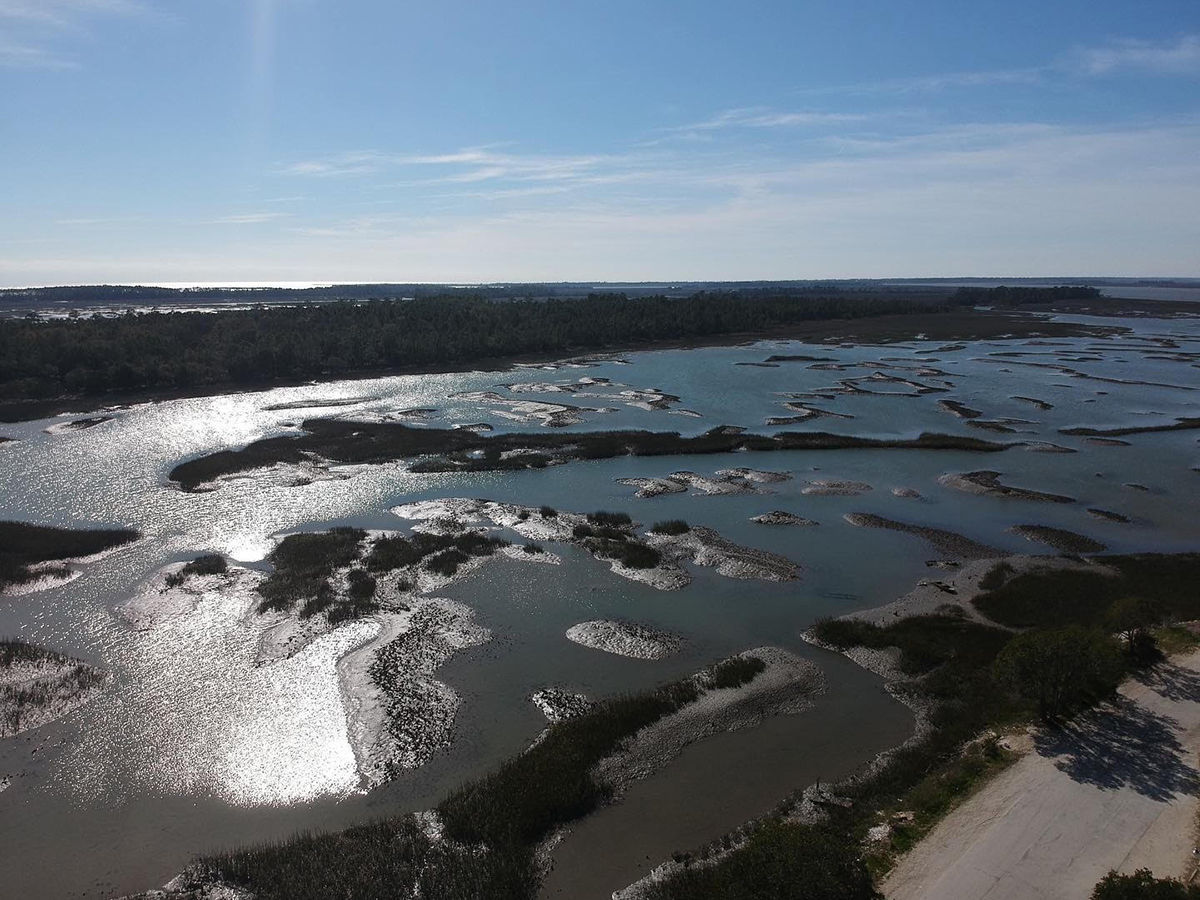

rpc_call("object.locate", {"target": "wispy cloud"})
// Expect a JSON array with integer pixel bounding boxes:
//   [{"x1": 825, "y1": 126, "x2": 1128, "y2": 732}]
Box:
[
  {"x1": 0, "y1": 0, "x2": 153, "y2": 69},
  {"x1": 1076, "y1": 34, "x2": 1200, "y2": 75},
  {"x1": 794, "y1": 67, "x2": 1045, "y2": 97},
  {"x1": 677, "y1": 107, "x2": 869, "y2": 130},
  {"x1": 0, "y1": 39, "x2": 77, "y2": 69},
  {"x1": 211, "y1": 212, "x2": 291, "y2": 225}
]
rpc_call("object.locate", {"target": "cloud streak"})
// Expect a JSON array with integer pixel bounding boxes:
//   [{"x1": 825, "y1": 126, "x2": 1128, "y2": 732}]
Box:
[{"x1": 1077, "y1": 34, "x2": 1200, "y2": 75}]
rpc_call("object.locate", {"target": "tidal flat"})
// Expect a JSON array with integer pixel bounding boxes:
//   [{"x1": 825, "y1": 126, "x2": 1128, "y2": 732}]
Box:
[{"x1": 2, "y1": 304, "x2": 1200, "y2": 898}]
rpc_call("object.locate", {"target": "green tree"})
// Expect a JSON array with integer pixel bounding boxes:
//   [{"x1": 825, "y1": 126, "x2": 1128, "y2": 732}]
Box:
[
  {"x1": 1106, "y1": 596, "x2": 1163, "y2": 661},
  {"x1": 992, "y1": 626, "x2": 1122, "y2": 721}
]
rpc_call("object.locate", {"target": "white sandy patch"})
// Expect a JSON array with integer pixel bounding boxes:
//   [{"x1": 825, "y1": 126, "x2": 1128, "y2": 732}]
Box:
[{"x1": 566, "y1": 621, "x2": 682, "y2": 659}]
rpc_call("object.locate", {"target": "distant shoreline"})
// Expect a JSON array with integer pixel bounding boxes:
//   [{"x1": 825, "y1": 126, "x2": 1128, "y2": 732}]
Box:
[{"x1": 2, "y1": 299, "x2": 1161, "y2": 425}]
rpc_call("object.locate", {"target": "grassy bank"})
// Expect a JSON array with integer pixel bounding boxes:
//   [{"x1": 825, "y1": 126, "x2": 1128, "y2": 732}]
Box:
[
  {"x1": 644, "y1": 553, "x2": 1200, "y2": 897},
  {"x1": 169, "y1": 419, "x2": 1010, "y2": 491},
  {"x1": 188, "y1": 655, "x2": 767, "y2": 899},
  {"x1": 0, "y1": 521, "x2": 138, "y2": 591}
]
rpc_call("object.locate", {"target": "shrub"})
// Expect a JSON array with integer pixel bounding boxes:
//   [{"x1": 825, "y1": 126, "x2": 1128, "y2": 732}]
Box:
[
  {"x1": 650, "y1": 520, "x2": 690, "y2": 535},
  {"x1": 539, "y1": 506, "x2": 557, "y2": 518},
  {"x1": 587, "y1": 510, "x2": 632, "y2": 527},
  {"x1": 642, "y1": 822, "x2": 881, "y2": 900},
  {"x1": 1092, "y1": 869, "x2": 1200, "y2": 899},
  {"x1": 979, "y1": 561, "x2": 1014, "y2": 591},
  {"x1": 522, "y1": 543, "x2": 544, "y2": 555},
  {"x1": 426, "y1": 548, "x2": 470, "y2": 577}
]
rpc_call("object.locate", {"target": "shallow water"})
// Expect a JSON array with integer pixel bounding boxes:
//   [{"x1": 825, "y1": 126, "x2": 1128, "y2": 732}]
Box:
[{"x1": 1, "y1": 312, "x2": 1199, "y2": 897}]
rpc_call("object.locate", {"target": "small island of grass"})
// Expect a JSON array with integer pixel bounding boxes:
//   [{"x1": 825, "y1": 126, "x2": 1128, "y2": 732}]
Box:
[{"x1": 0, "y1": 521, "x2": 139, "y2": 593}]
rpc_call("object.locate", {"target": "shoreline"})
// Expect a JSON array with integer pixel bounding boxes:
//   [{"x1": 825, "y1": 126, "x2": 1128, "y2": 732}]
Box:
[{"x1": 0, "y1": 303, "x2": 1139, "y2": 425}]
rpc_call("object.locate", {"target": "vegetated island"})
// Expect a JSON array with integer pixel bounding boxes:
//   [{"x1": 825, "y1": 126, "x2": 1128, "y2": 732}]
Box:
[
  {"x1": 167, "y1": 420, "x2": 1012, "y2": 492},
  {"x1": 0, "y1": 286, "x2": 1116, "y2": 422},
  {"x1": 1, "y1": 639, "x2": 109, "y2": 737},
  {"x1": 0, "y1": 521, "x2": 139, "y2": 593}
]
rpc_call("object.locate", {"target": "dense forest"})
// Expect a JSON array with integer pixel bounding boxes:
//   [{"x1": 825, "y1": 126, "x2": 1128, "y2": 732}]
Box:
[{"x1": 0, "y1": 286, "x2": 1098, "y2": 403}]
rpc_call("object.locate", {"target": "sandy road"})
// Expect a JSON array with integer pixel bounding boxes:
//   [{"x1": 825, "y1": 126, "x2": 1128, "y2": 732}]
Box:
[{"x1": 885, "y1": 651, "x2": 1200, "y2": 900}]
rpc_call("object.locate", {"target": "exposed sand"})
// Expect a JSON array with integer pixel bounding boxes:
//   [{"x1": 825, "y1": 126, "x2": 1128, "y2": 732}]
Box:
[
  {"x1": 531, "y1": 688, "x2": 592, "y2": 722},
  {"x1": 647, "y1": 526, "x2": 800, "y2": 582},
  {"x1": 1008, "y1": 524, "x2": 1107, "y2": 553},
  {"x1": 751, "y1": 510, "x2": 818, "y2": 526},
  {"x1": 565, "y1": 621, "x2": 682, "y2": 660},
  {"x1": 843, "y1": 512, "x2": 1002, "y2": 559},
  {"x1": 938, "y1": 470, "x2": 1075, "y2": 503}
]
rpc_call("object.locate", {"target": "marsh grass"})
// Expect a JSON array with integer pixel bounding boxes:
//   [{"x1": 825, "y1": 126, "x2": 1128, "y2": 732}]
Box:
[
  {"x1": 165, "y1": 554, "x2": 227, "y2": 588},
  {"x1": 196, "y1": 654, "x2": 765, "y2": 899},
  {"x1": 169, "y1": 421, "x2": 1010, "y2": 492},
  {"x1": 0, "y1": 521, "x2": 138, "y2": 590},
  {"x1": 650, "y1": 520, "x2": 691, "y2": 535}
]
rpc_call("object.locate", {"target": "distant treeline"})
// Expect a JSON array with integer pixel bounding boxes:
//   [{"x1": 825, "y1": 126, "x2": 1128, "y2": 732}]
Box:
[
  {"x1": 0, "y1": 286, "x2": 1096, "y2": 402},
  {"x1": 0, "y1": 290, "x2": 952, "y2": 401},
  {"x1": 0, "y1": 280, "x2": 884, "y2": 307},
  {"x1": 950, "y1": 285, "x2": 1100, "y2": 305}
]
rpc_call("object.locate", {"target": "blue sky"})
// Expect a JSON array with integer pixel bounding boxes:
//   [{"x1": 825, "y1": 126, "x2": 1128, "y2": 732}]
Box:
[{"x1": 2, "y1": 1, "x2": 1198, "y2": 285}]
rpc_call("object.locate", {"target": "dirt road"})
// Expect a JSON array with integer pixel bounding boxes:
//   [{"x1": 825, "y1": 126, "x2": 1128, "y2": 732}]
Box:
[{"x1": 885, "y1": 652, "x2": 1200, "y2": 900}]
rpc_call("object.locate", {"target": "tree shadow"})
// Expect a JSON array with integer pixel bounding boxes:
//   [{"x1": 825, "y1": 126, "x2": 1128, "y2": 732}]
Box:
[
  {"x1": 1133, "y1": 662, "x2": 1200, "y2": 704},
  {"x1": 1032, "y1": 696, "x2": 1200, "y2": 802}
]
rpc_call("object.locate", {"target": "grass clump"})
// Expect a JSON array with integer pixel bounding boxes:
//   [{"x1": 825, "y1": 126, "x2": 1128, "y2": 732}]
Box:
[
  {"x1": 644, "y1": 822, "x2": 881, "y2": 900},
  {"x1": 0, "y1": 521, "x2": 138, "y2": 591},
  {"x1": 586, "y1": 510, "x2": 633, "y2": 527},
  {"x1": 705, "y1": 655, "x2": 766, "y2": 690},
  {"x1": 650, "y1": 520, "x2": 690, "y2": 535},
  {"x1": 438, "y1": 679, "x2": 701, "y2": 848},
  {"x1": 426, "y1": 548, "x2": 470, "y2": 577},
  {"x1": 165, "y1": 554, "x2": 227, "y2": 588},
  {"x1": 198, "y1": 817, "x2": 538, "y2": 900},
  {"x1": 522, "y1": 543, "x2": 544, "y2": 555},
  {"x1": 257, "y1": 528, "x2": 365, "y2": 616},
  {"x1": 365, "y1": 532, "x2": 509, "y2": 574},
  {"x1": 539, "y1": 506, "x2": 558, "y2": 518}
]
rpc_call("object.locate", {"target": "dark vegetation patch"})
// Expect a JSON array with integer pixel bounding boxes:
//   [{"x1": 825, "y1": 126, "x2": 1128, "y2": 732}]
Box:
[
  {"x1": 196, "y1": 817, "x2": 537, "y2": 900},
  {"x1": 438, "y1": 678, "x2": 704, "y2": 848},
  {"x1": 165, "y1": 554, "x2": 227, "y2": 588},
  {"x1": 644, "y1": 822, "x2": 881, "y2": 900},
  {"x1": 704, "y1": 655, "x2": 766, "y2": 690},
  {"x1": 1060, "y1": 417, "x2": 1200, "y2": 437},
  {"x1": 0, "y1": 521, "x2": 138, "y2": 591},
  {"x1": 650, "y1": 519, "x2": 691, "y2": 535},
  {"x1": 261, "y1": 527, "x2": 511, "y2": 621},
  {"x1": 522, "y1": 543, "x2": 544, "y2": 555},
  {"x1": 257, "y1": 528, "x2": 366, "y2": 618},
  {"x1": 973, "y1": 554, "x2": 1200, "y2": 630},
  {"x1": 0, "y1": 290, "x2": 970, "y2": 404},
  {"x1": 168, "y1": 420, "x2": 1012, "y2": 492},
  {"x1": 1091, "y1": 868, "x2": 1200, "y2": 899}
]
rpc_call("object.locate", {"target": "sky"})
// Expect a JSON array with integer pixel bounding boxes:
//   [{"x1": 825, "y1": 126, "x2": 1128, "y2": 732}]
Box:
[{"x1": 2, "y1": 1, "x2": 1199, "y2": 286}]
